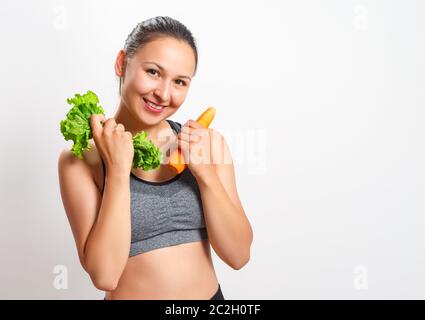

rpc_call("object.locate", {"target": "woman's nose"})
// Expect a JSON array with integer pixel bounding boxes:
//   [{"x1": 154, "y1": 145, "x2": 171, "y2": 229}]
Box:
[{"x1": 154, "y1": 81, "x2": 171, "y2": 103}]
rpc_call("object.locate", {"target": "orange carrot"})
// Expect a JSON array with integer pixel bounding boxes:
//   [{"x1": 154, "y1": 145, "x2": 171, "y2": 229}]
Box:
[
  {"x1": 196, "y1": 107, "x2": 216, "y2": 128},
  {"x1": 168, "y1": 107, "x2": 216, "y2": 173}
]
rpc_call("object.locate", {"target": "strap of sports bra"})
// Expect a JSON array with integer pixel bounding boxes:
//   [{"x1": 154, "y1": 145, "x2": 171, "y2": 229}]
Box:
[
  {"x1": 166, "y1": 119, "x2": 182, "y2": 135},
  {"x1": 100, "y1": 120, "x2": 182, "y2": 195}
]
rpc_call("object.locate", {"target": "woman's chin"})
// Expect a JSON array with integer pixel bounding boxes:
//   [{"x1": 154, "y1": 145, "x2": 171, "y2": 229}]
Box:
[{"x1": 134, "y1": 108, "x2": 168, "y2": 126}]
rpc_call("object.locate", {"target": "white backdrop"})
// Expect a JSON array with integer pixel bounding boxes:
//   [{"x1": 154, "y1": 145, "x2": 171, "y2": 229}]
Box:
[{"x1": 0, "y1": 0, "x2": 424, "y2": 299}]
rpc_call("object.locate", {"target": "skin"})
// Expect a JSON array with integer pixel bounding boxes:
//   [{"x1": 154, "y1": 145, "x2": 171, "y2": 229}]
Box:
[
  {"x1": 58, "y1": 36, "x2": 253, "y2": 299},
  {"x1": 113, "y1": 36, "x2": 195, "y2": 144}
]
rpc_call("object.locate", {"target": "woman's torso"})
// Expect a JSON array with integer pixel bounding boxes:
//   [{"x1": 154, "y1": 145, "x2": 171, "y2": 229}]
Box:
[{"x1": 85, "y1": 120, "x2": 219, "y2": 299}]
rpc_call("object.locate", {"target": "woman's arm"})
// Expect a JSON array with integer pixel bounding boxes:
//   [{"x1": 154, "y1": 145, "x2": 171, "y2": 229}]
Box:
[
  {"x1": 58, "y1": 149, "x2": 131, "y2": 291},
  {"x1": 196, "y1": 131, "x2": 253, "y2": 270}
]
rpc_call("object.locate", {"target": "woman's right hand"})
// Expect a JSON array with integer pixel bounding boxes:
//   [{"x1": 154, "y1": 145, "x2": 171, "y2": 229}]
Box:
[{"x1": 90, "y1": 114, "x2": 134, "y2": 176}]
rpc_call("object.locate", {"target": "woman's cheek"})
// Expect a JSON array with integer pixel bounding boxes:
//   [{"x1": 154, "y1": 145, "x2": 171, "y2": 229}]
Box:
[
  {"x1": 173, "y1": 88, "x2": 188, "y2": 105},
  {"x1": 131, "y1": 74, "x2": 150, "y2": 93}
]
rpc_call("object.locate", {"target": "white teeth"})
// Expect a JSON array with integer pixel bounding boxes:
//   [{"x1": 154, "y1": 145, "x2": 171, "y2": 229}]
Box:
[{"x1": 146, "y1": 100, "x2": 163, "y2": 110}]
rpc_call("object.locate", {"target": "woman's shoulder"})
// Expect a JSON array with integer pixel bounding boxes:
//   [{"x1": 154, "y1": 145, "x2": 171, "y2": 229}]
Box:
[{"x1": 58, "y1": 140, "x2": 104, "y2": 193}]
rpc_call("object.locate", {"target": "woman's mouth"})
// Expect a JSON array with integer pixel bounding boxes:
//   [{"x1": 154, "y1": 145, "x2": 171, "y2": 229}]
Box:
[{"x1": 143, "y1": 98, "x2": 166, "y2": 113}]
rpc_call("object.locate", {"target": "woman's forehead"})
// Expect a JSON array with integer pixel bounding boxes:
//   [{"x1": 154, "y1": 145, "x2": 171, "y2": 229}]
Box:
[{"x1": 133, "y1": 37, "x2": 196, "y2": 77}]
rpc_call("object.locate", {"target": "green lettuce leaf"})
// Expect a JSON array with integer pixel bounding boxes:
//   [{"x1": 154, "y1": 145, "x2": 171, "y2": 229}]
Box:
[
  {"x1": 60, "y1": 90, "x2": 105, "y2": 159},
  {"x1": 132, "y1": 131, "x2": 164, "y2": 171}
]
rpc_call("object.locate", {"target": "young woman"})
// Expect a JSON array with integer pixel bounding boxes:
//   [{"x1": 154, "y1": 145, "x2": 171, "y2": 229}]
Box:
[{"x1": 58, "y1": 16, "x2": 253, "y2": 300}]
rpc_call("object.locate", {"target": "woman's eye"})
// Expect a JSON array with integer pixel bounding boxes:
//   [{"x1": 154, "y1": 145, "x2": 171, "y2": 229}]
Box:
[
  {"x1": 147, "y1": 69, "x2": 159, "y2": 76},
  {"x1": 176, "y1": 79, "x2": 186, "y2": 86}
]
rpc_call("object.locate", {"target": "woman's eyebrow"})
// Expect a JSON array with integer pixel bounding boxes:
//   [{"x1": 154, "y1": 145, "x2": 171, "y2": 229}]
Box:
[{"x1": 142, "y1": 60, "x2": 192, "y2": 80}]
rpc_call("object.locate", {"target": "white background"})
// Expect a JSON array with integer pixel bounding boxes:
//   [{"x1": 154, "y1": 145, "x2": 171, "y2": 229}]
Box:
[{"x1": 0, "y1": 0, "x2": 424, "y2": 299}]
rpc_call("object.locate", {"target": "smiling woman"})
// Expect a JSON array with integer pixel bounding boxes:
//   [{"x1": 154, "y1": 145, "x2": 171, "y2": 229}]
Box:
[
  {"x1": 114, "y1": 18, "x2": 197, "y2": 131},
  {"x1": 58, "y1": 16, "x2": 252, "y2": 300}
]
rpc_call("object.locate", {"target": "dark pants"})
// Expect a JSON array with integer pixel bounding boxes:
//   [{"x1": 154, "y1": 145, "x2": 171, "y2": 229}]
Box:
[
  {"x1": 104, "y1": 284, "x2": 225, "y2": 300},
  {"x1": 210, "y1": 284, "x2": 225, "y2": 300}
]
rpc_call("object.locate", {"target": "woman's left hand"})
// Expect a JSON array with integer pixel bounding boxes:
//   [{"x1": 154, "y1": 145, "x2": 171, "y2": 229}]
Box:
[{"x1": 177, "y1": 119, "x2": 217, "y2": 181}]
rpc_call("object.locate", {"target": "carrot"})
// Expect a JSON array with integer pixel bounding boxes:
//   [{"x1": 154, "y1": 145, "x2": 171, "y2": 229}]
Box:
[
  {"x1": 196, "y1": 107, "x2": 216, "y2": 128},
  {"x1": 168, "y1": 107, "x2": 216, "y2": 173}
]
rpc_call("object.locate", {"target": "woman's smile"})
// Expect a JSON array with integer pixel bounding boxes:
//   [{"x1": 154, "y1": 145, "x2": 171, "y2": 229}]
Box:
[{"x1": 143, "y1": 97, "x2": 166, "y2": 113}]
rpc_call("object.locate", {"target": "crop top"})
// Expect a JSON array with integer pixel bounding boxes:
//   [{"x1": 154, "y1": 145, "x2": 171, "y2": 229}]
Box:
[{"x1": 100, "y1": 119, "x2": 209, "y2": 257}]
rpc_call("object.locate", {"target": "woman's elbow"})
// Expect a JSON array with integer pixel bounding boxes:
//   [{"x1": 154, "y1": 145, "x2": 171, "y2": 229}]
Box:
[
  {"x1": 90, "y1": 273, "x2": 119, "y2": 291},
  {"x1": 232, "y1": 237, "x2": 253, "y2": 270},
  {"x1": 82, "y1": 258, "x2": 120, "y2": 291},
  {"x1": 230, "y1": 251, "x2": 251, "y2": 270}
]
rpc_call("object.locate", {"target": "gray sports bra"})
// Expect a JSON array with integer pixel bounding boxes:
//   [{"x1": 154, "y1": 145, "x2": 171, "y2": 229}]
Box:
[{"x1": 101, "y1": 119, "x2": 208, "y2": 257}]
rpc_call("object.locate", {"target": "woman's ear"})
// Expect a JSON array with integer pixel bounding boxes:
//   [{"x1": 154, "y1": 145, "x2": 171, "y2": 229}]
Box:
[{"x1": 114, "y1": 49, "x2": 127, "y2": 77}]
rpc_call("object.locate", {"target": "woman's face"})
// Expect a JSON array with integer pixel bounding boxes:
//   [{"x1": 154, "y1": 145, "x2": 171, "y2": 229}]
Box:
[{"x1": 117, "y1": 36, "x2": 196, "y2": 126}]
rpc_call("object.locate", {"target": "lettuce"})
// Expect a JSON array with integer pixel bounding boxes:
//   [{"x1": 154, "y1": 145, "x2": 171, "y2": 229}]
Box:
[
  {"x1": 60, "y1": 90, "x2": 163, "y2": 171},
  {"x1": 132, "y1": 131, "x2": 164, "y2": 170},
  {"x1": 60, "y1": 90, "x2": 104, "y2": 159}
]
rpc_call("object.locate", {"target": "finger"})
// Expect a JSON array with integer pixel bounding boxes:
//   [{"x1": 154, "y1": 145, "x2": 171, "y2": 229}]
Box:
[
  {"x1": 182, "y1": 126, "x2": 201, "y2": 137},
  {"x1": 188, "y1": 126, "x2": 206, "y2": 142},
  {"x1": 180, "y1": 131, "x2": 202, "y2": 144},
  {"x1": 103, "y1": 118, "x2": 117, "y2": 133},
  {"x1": 178, "y1": 139, "x2": 190, "y2": 159},
  {"x1": 90, "y1": 114, "x2": 105, "y2": 136},
  {"x1": 181, "y1": 123, "x2": 191, "y2": 134},
  {"x1": 187, "y1": 119, "x2": 203, "y2": 129},
  {"x1": 114, "y1": 123, "x2": 125, "y2": 132},
  {"x1": 177, "y1": 131, "x2": 189, "y2": 143},
  {"x1": 179, "y1": 131, "x2": 190, "y2": 142},
  {"x1": 189, "y1": 134, "x2": 202, "y2": 143}
]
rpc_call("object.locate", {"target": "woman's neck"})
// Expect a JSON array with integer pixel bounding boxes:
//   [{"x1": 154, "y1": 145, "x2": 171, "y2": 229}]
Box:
[{"x1": 113, "y1": 101, "x2": 166, "y2": 144}]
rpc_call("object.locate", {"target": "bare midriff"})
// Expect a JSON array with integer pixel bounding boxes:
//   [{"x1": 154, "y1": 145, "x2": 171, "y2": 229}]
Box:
[{"x1": 104, "y1": 240, "x2": 219, "y2": 300}]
